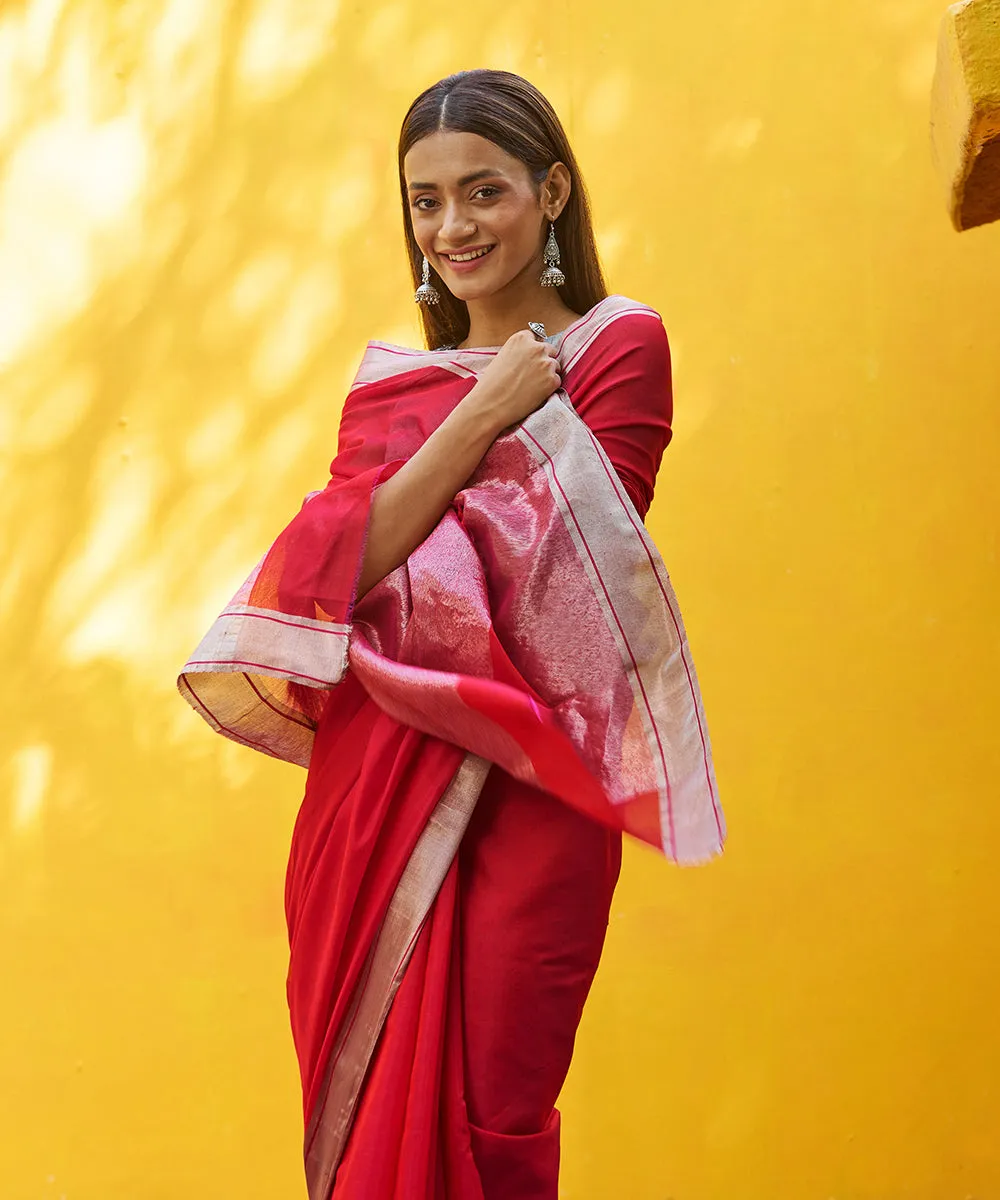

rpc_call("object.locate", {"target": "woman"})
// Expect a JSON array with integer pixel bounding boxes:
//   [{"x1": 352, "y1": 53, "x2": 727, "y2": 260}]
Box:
[{"x1": 179, "y1": 69, "x2": 723, "y2": 1199}]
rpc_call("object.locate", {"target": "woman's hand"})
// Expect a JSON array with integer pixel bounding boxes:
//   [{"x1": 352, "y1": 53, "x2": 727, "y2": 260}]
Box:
[
  {"x1": 356, "y1": 331, "x2": 561, "y2": 598},
  {"x1": 463, "y1": 329, "x2": 562, "y2": 436}
]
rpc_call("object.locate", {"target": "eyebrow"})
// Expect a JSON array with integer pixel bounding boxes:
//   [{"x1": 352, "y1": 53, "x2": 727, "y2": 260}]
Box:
[{"x1": 407, "y1": 169, "x2": 502, "y2": 191}]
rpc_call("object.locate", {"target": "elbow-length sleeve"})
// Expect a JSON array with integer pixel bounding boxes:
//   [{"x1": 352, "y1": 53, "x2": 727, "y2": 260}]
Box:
[
  {"x1": 177, "y1": 376, "x2": 407, "y2": 766},
  {"x1": 562, "y1": 310, "x2": 673, "y2": 520}
]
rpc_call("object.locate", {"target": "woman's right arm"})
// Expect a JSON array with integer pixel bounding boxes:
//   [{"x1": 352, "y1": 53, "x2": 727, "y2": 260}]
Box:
[{"x1": 356, "y1": 331, "x2": 561, "y2": 600}]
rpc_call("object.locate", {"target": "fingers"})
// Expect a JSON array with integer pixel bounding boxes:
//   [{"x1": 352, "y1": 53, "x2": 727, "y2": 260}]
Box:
[{"x1": 525, "y1": 338, "x2": 560, "y2": 372}]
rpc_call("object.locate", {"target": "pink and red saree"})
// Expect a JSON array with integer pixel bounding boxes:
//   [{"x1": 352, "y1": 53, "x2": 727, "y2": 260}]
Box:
[{"x1": 178, "y1": 293, "x2": 724, "y2": 1199}]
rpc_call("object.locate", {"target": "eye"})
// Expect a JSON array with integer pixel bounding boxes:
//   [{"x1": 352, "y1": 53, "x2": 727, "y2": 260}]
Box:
[{"x1": 412, "y1": 184, "x2": 500, "y2": 212}]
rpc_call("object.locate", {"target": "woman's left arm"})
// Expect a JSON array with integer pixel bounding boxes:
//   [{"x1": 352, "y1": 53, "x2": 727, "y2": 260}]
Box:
[{"x1": 563, "y1": 312, "x2": 673, "y2": 520}]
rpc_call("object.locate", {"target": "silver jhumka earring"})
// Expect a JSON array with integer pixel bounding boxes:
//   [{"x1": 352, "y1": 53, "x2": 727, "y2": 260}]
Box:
[
  {"x1": 540, "y1": 222, "x2": 566, "y2": 288},
  {"x1": 414, "y1": 255, "x2": 441, "y2": 305}
]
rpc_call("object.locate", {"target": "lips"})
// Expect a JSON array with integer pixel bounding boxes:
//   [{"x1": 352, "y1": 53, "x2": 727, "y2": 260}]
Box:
[{"x1": 438, "y1": 244, "x2": 497, "y2": 270}]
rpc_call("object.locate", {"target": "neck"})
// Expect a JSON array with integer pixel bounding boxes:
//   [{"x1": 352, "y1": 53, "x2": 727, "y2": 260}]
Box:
[{"x1": 461, "y1": 269, "x2": 583, "y2": 349}]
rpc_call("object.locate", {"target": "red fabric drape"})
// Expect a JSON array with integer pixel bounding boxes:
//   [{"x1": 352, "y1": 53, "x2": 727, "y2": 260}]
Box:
[{"x1": 285, "y1": 309, "x2": 674, "y2": 1198}]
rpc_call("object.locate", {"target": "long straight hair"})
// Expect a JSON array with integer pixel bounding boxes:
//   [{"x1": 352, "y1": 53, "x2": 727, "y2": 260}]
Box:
[{"x1": 398, "y1": 70, "x2": 608, "y2": 350}]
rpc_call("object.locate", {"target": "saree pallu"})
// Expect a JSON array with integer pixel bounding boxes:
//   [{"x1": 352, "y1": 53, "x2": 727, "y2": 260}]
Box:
[{"x1": 178, "y1": 293, "x2": 724, "y2": 1199}]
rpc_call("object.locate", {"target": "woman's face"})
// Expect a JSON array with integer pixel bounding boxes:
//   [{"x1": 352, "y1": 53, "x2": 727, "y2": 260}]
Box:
[{"x1": 404, "y1": 130, "x2": 558, "y2": 304}]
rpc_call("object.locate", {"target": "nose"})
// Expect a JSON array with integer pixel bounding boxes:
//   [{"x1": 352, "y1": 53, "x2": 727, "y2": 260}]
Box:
[{"x1": 438, "y1": 201, "x2": 475, "y2": 244}]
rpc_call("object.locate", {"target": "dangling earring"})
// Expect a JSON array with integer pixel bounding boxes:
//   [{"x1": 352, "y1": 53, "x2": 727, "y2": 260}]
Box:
[
  {"x1": 414, "y1": 255, "x2": 441, "y2": 305},
  {"x1": 540, "y1": 222, "x2": 566, "y2": 288}
]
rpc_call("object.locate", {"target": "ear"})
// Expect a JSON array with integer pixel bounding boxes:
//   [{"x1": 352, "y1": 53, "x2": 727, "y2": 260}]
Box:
[{"x1": 540, "y1": 162, "x2": 572, "y2": 222}]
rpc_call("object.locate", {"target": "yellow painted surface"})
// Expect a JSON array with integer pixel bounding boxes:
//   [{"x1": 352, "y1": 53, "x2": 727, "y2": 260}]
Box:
[
  {"x1": 931, "y1": 0, "x2": 1000, "y2": 228},
  {"x1": 2, "y1": 2, "x2": 999, "y2": 1198}
]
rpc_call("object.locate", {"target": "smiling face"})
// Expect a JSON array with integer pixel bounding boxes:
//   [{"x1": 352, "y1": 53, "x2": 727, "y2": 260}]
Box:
[{"x1": 404, "y1": 130, "x2": 564, "y2": 304}]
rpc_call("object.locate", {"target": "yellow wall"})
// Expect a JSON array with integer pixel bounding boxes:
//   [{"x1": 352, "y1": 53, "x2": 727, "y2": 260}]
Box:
[{"x1": 3, "y1": 1, "x2": 998, "y2": 1197}]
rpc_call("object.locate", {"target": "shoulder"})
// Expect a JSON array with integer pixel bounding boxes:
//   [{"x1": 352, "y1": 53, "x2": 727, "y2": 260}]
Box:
[{"x1": 561, "y1": 294, "x2": 671, "y2": 391}]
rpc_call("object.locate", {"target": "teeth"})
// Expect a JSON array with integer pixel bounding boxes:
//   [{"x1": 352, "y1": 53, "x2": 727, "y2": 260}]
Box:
[{"x1": 446, "y1": 246, "x2": 493, "y2": 262}]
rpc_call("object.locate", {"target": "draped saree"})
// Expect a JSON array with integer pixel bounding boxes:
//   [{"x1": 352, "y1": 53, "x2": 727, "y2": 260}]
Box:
[{"x1": 178, "y1": 292, "x2": 724, "y2": 1199}]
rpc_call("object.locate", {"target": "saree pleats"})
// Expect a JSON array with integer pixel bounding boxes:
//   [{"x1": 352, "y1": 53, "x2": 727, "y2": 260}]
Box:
[{"x1": 285, "y1": 670, "x2": 466, "y2": 1130}]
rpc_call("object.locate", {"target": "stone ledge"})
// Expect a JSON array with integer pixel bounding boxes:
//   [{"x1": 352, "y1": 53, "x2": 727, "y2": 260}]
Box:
[{"x1": 931, "y1": 0, "x2": 1000, "y2": 230}]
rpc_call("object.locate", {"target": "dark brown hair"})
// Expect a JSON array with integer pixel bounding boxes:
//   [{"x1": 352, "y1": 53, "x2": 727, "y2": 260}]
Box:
[{"x1": 398, "y1": 69, "x2": 608, "y2": 350}]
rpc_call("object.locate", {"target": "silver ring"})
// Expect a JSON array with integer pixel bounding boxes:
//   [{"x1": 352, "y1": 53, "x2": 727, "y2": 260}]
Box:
[{"x1": 527, "y1": 321, "x2": 547, "y2": 340}]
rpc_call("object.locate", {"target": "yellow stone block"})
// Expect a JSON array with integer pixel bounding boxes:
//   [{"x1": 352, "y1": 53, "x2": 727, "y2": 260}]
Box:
[{"x1": 931, "y1": 0, "x2": 1000, "y2": 230}]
